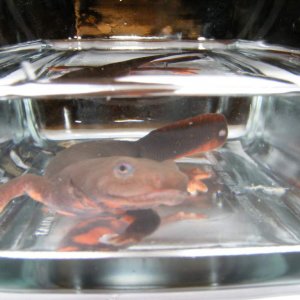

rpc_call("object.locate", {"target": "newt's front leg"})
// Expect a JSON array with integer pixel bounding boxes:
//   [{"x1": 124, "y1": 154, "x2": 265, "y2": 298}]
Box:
[
  {"x1": 59, "y1": 209, "x2": 160, "y2": 251},
  {"x1": 157, "y1": 166, "x2": 213, "y2": 225},
  {"x1": 0, "y1": 174, "x2": 51, "y2": 213},
  {"x1": 186, "y1": 167, "x2": 212, "y2": 194}
]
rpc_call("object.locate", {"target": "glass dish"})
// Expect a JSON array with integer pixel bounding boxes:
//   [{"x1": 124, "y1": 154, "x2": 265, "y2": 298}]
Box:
[{"x1": 0, "y1": 39, "x2": 299, "y2": 290}]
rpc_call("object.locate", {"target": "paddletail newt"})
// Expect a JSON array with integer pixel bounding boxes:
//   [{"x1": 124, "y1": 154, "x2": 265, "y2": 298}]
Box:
[{"x1": 0, "y1": 113, "x2": 228, "y2": 251}]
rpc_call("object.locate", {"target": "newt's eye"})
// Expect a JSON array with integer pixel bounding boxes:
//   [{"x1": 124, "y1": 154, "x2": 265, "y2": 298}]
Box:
[{"x1": 113, "y1": 162, "x2": 135, "y2": 178}]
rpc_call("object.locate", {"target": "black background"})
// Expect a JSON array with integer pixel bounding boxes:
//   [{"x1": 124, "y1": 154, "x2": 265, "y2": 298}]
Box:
[{"x1": 0, "y1": 0, "x2": 299, "y2": 47}]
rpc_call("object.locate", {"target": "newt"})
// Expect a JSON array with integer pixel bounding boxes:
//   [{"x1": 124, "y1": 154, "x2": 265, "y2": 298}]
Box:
[{"x1": 0, "y1": 113, "x2": 227, "y2": 251}]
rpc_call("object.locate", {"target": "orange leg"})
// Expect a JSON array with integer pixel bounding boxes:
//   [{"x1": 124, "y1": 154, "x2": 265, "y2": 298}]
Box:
[{"x1": 0, "y1": 174, "x2": 51, "y2": 213}]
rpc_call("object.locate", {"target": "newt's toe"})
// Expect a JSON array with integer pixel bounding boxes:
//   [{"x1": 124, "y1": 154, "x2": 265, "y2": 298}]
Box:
[
  {"x1": 186, "y1": 167, "x2": 212, "y2": 195},
  {"x1": 188, "y1": 179, "x2": 208, "y2": 194}
]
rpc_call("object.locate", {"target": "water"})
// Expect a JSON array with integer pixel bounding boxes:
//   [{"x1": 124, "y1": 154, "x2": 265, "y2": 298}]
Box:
[{"x1": 0, "y1": 39, "x2": 300, "y2": 289}]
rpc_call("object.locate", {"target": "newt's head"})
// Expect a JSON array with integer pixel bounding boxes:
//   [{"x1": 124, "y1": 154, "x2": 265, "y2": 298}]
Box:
[{"x1": 56, "y1": 156, "x2": 189, "y2": 212}]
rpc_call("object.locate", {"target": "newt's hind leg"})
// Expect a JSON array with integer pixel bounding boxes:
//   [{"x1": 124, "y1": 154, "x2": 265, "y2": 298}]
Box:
[
  {"x1": 59, "y1": 210, "x2": 160, "y2": 251},
  {"x1": 0, "y1": 174, "x2": 51, "y2": 213}
]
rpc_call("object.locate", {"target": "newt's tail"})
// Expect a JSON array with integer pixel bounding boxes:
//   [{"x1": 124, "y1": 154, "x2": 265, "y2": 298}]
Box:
[{"x1": 137, "y1": 113, "x2": 228, "y2": 161}]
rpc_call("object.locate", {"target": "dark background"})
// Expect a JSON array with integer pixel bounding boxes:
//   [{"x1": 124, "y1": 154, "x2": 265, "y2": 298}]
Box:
[{"x1": 0, "y1": 0, "x2": 299, "y2": 47}]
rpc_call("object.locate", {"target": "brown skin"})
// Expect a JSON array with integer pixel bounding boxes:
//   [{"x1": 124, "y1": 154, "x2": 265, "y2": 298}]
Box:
[{"x1": 0, "y1": 113, "x2": 228, "y2": 250}]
